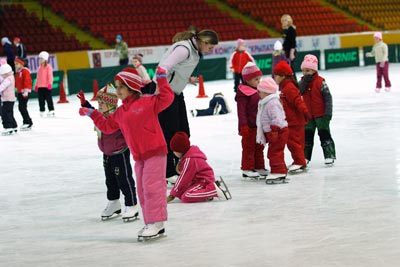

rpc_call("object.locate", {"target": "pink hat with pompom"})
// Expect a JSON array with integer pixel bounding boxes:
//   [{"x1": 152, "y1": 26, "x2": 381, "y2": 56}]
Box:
[
  {"x1": 241, "y1": 62, "x2": 262, "y2": 82},
  {"x1": 300, "y1": 54, "x2": 318, "y2": 71},
  {"x1": 373, "y1": 32, "x2": 382, "y2": 40},
  {"x1": 257, "y1": 78, "x2": 278, "y2": 94},
  {"x1": 237, "y1": 38, "x2": 245, "y2": 47}
]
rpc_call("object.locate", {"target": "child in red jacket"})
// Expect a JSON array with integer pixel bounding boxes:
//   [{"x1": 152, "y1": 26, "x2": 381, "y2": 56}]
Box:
[
  {"x1": 235, "y1": 62, "x2": 268, "y2": 179},
  {"x1": 79, "y1": 67, "x2": 174, "y2": 241},
  {"x1": 273, "y1": 61, "x2": 310, "y2": 172},
  {"x1": 14, "y1": 57, "x2": 33, "y2": 130},
  {"x1": 77, "y1": 84, "x2": 139, "y2": 222},
  {"x1": 229, "y1": 39, "x2": 255, "y2": 92},
  {"x1": 166, "y1": 132, "x2": 230, "y2": 203}
]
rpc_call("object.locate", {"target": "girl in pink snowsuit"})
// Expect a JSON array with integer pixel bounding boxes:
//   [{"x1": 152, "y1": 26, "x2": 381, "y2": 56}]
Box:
[
  {"x1": 167, "y1": 132, "x2": 224, "y2": 203},
  {"x1": 79, "y1": 67, "x2": 174, "y2": 240}
]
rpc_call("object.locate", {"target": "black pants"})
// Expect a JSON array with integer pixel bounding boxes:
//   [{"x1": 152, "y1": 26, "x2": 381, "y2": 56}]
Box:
[
  {"x1": 17, "y1": 94, "x2": 32, "y2": 125},
  {"x1": 158, "y1": 93, "x2": 190, "y2": 178},
  {"x1": 233, "y1": 72, "x2": 243, "y2": 92},
  {"x1": 38, "y1": 88, "x2": 54, "y2": 112},
  {"x1": 141, "y1": 81, "x2": 156, "y2": 95},
  {"x1": 196, "y1": 97, "x2": 228, "y2": 116},
  {"x1": 103, "y1": 149, "x2": 137, "y2": 206},
  {"x1": 1, "y1": 101, "x2": 17, "y2": 129},
  {"x1": 119, "y1": 58, "x2": 129, "y2": 66}
]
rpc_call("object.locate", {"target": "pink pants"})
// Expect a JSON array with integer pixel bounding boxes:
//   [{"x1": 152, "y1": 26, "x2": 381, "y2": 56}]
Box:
[
  {"x1": 134, "y1": 154, "x2": 167, "y2": 225},
  {"x1": 180, "y1": 182, "x2": 217, "y2": 203}
]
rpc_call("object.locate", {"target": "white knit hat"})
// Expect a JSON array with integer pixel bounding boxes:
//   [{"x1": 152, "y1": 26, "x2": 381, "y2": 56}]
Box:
[
  {"x1": 0, "y1": 63, "x2": 12, "y2": 75},
  {"x1": 39, "y1": 51, "x2": 49, "y2": 61}
]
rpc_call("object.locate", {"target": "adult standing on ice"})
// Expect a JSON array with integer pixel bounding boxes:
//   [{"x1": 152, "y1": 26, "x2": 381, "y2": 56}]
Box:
[{"x1": 155, "y1": 29, "x2": 219, "y2": 184}]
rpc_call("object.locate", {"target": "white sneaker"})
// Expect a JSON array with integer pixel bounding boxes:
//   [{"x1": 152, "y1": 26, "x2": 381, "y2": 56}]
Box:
[
  {"x1": 266, "y1": 173, "x2": 286, "y2": 180},
  {"x1": 47, "y1": 110, "x2": 55, "y2": 117},
  {"x1": 255, "y1": 169, "x2": 269, "y2": 176},
  {"x1": 288, "y1": 164, "x2": 304, "y2": 172},
  {"x1": 140, "y1": 222, "x2": 165, "y2": 238},
  {"x1": 385, "y1": 87, "x2": 391, "y2": 92},
  {"x1": 122, "y1": 205, "x2": 139, "y2": 221},
  {"x1": 242, "y1": 170, "x2": 260, "y2": 178},
  {"x1": 166, "y1": 175, "x2": 178, "y2": 184},
  {"x1": 40, "y1": 112, "x2": 46, "y2": 117},
  {"x1": 325, "y1": 158, "x2": 334, "y2": 165},
  {"x1": 101, "y1": 200, "x2": 121, "y2": 218}
]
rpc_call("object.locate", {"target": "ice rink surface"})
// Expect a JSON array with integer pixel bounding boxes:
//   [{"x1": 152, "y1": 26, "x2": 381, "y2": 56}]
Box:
[{"x1": 1, "y1": 64, "x2": 400, "y2": 267}]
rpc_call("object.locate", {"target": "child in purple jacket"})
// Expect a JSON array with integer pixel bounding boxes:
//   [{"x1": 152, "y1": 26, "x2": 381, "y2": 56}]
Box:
[
  {"x1": 77, "y1": 84, "x2": 138, "y2": 222},
  {"x1": 166, "y1": 132, "x2": 230, "y2": 203}
]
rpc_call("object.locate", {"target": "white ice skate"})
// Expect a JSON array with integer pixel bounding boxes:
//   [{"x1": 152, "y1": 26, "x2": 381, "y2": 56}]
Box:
[
  {"x1": 122, "y1": 205, "x2": 139, "y2": 222},
  {"x1": 40, "y1": 112, "x2": 46, "y2": 117},
  {"x1": 137, "y1": 222, "x2": 166, "y2": 242},
  {"x1": 255, "y1": 168, "x2": 269, "y2": 178},
  {"x1": 166, "y1": 175, "x2": 178, "y2": 185},
  {"x1": 265, "y1": 173, "x2": 287, "y2": 184},
  {"x1": 324, "y1": 158, "x2": 335, "y2": 166},
  {"x1": 242, "y1": 170, "x2": 260, "y2": 180},
  {"x1": 288, "y1": 164, "x2": 306, "y2": 173},
  {"x1": 101, "y1": 200, "x2": 121, "y2": 220},
  {"x1": 47, "y1": 111, "x2": 55, "y2": 117},
  {"x1": 20, "y1": 124, "x2": 33, "y2": 131},
  {"x1": 1, "y1": 128, "x2": 17, "y2": 136},
  {"x1": 385, "y1": 87, "x2": 391, "y2": 92},
  {"x1": 375, "y1": 88, "x2": 381, "y2": 93}
]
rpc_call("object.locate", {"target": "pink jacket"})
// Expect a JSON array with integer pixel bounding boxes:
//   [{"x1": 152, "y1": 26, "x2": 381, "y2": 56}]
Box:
[
  {"x1": 35, "y1": 63, "x2": 53, "y2": 89},
  {"x1": 89, "y1": 80, "x2": 174, "y2": 161},
  {"x1": 96, "y1": 129, "x2": 128, "y2": 156},
  {"x1": 170, "y1": 145, "x2": 215, "y2": 198},
  {"x1": 0, "y1": 74, "x2": 16, "y2": 102}
]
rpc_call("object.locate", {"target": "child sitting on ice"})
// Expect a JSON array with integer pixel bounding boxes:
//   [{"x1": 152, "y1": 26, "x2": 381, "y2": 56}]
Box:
[{"x1": 167, "y1": 131, "x2": 230, "y2": 203}]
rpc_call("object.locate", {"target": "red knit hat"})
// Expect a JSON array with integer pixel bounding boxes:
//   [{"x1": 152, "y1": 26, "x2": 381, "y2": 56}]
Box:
[
  {"x1": 14, "y1": 57, "x2": 25, "y2": 66},
  {"x1": 170, "y1": 132, "x2": 190, "y2": 154},
  {"x1": 241, "y1": 62, "x2": 262, "y2": 82},
  {"x1": 13, "y1": 37, "x2": 20, "y2": 43},
  {"x1": 97, "y1": 83, "x2": 118, "y2": 107},
  {"x1": 114, "y1": 67, "x2": 142, "y2": 93},
  {"x1": 273, "y1": 61, "x2": 293, "y2": 76}
]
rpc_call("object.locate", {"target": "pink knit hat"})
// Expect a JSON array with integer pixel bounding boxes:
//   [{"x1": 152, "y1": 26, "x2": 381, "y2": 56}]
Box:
[
  {"x1": 257, "y1": 78, "x2": 278, "y2": 94},
  {"x1": 114, "y1": 67, "x2": 142, "y2": 93},
  {"x1": 241, "y1": 62, "x2": 262, "y2": 82},
  {"x1": 373, "y1": 32, "x2": 382, "y2": 40},
  {"x1": 300, "y1": 54, "x2": 318, "y2": 71},
  {"x1": 237, "y1": 38, "x2": 245, "y2": 47}
]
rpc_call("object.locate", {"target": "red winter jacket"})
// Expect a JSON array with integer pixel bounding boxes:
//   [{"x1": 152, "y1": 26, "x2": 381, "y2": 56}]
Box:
[
  {"x1": 279, "y1": 78, "x2": 308, "y2": 126},
  {"x1": 301, "y1": 75, "x2": 326, "y2": 118},
  {"x1": 89, "y1": 81, "x2": 174, "y2": 161},
  {"x1": 170, "y1": 145, "x2": 215, "y2": 198},
  {"x1": 229, "y1": 50, "x2": 255, "y2": 73},
  {"x1": 15, "y1": 67, "x2": 32, "y2": 94},
  {"x1": 235, "y1": 83, "x2": 260, "y2": 133}
]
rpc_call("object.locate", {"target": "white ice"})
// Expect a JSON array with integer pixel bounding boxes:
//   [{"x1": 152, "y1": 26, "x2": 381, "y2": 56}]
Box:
[{"x1": 1, "y1": 64, "x2": 400, "y2": 267}]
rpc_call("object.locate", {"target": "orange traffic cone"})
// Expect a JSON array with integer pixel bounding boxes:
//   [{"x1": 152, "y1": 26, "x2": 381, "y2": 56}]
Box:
[
  {"x1": 90, "y1": 79, "x2": 99, "y2": 101},
  {"x1": 196, "y1": 75, "x2": 208, "y2": 98},
  {"x1": 57, "y1": 81, "x2": 69, "y2": 103}
]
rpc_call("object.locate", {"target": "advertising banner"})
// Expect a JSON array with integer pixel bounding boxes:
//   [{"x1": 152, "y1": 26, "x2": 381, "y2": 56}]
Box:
[
  {"x1": 26, "y1": 54, "x2": 59, "y2": 73},
  {"x1": 325, "y1": 47, "x2": 359, "y2": 69}
]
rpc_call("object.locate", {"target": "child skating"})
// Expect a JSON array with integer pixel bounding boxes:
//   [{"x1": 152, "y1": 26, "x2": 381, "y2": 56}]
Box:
[
  {"x1": 79, "y1": 67, "x2": 173, "y2": 241},
  {"x1": 365, "y1": 32, "x2": 391, "y2": 93},
  {"x1": 256, "y1": 78, "x2": 289, "y2": 183},
  {"x1": 229, "y1": 39, "x2": 255, "y2": 92},
  {"x1": 34, "y1": 51, "x2": 55, "y2": 117},
  {"x1": 167, "y1": 132, "x2": 231, "y2": 203},
  {"x1": 77, "y1": 84, "x2": 139, "y2": 222},
  {"x1": 298, "y1": 54, "x2": 336, "y2": 166},
  {"x1": 14, "y1": 57, "x2": 33, "y2": 130},
  {"x1": 0, "y1": 63, "x2": 18, "y2": 135}
]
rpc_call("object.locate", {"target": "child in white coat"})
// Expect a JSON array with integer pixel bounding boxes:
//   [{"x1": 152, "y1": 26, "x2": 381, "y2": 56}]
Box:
[{"x1": 256, "y1": 78, "x2": 289, "y2": 181}]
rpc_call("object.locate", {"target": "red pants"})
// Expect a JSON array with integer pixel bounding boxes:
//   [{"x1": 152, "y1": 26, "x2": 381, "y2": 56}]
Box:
[
  {"x1": 180, "y1": 182, "x2": 218, "y2": 203},
  {"x1": 267, "y1": 127, "x2": 289, "y2": 173},
  {"x1": 287, "y1": 125, "x2": 307, "y2": 166},
  {"x1": 241, "y1": 127, "x2": 265, "y2": 170}
]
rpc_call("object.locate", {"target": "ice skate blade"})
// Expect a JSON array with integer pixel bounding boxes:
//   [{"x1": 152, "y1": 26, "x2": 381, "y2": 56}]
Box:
[
  {"x1": 122, "y1": 212, "x2": 139, "y2": 222},
  {"x1": 137, "y1": 229, "x2": 166, "y2": 242},
  {"x1": 288, "y1": 168, "x2": 307, "y2": 174},
  {"x1": 217, "y1": 177, "x2": 232, "y2": 200},
  {"x1": 265, "y1": 178, "x2": 288, "y2": 184},
  {"x1": 1, "y1": 130, "x2": 17, "y2": 136},
  {"x1": 101, "y1": 210, "x2": 121, "y2": 221}
]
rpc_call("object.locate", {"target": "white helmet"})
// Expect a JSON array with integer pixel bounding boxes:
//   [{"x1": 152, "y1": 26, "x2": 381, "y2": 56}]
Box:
[
  {"x1": 0, "y1": 63, "x2": 12, "y2": 75},
  {"x1": 38, "y1": 51, "x2": 49, "y2": 61},
  {"x1": 274, "y1": 40, "x2": 283, "y2": 51}
]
